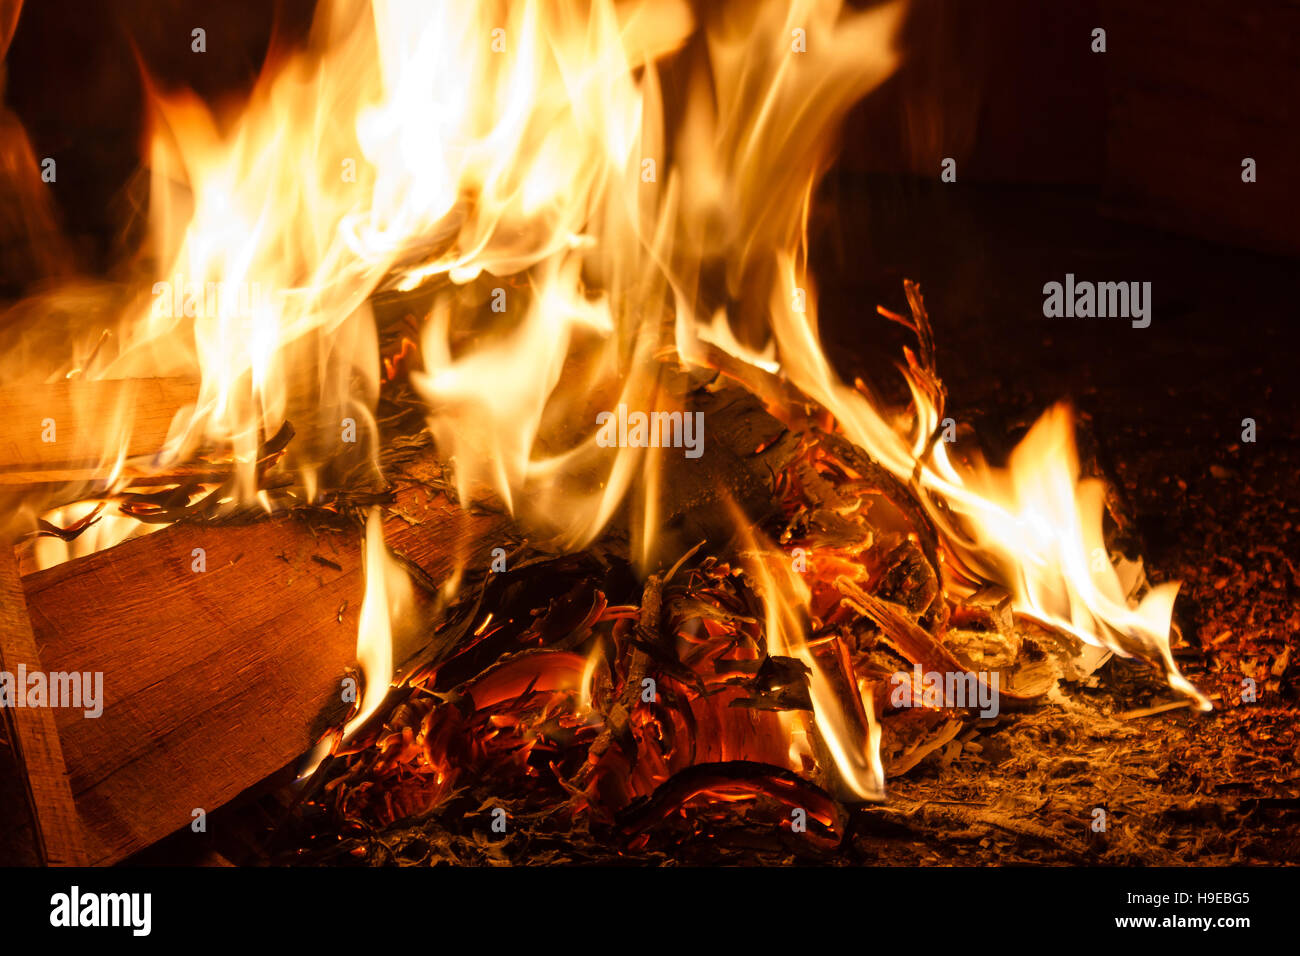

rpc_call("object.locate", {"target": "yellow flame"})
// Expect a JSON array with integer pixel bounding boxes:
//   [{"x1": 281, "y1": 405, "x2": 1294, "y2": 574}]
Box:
[
  {"x1": 577, "y1": 643, "x2": 602, "y2": 713},
  {"x1": 27, "y1": 501, "x2": 162, "y2": 568},
  {"x1": 345, "y1": 506, "x2": 414, "y2": 740},
  {"x1": 402, "y1": 0, "x2": 908, "y2": 559}
]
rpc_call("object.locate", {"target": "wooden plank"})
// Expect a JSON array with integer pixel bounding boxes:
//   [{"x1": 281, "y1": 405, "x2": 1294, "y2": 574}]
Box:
[
  {"x1": 0, "y1": 545, "x2": 88, "y2": 865},
  {"x1": 20, "y1": 476, "x2": 511, "y2": 864},
  {"x1": 0, "y1": 377, "x2": 199, "y2": 481},
  {"x1": 0, "y1": 715, "x2": 42, "y2": 865}
]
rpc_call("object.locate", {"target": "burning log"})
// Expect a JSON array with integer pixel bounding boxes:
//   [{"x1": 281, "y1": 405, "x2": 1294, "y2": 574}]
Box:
[{"x1": 5, "y1": 464, "x2": 511, "y2": 865}]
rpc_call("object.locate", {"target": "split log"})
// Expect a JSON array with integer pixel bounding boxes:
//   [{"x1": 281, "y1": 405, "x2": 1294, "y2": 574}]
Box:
[
  {"x1": 15, "y1": 474, "x2": 511, "y2": 865},
  {"x1": 0, "y1": 377, "x2": 199, "y2": 485},
  {"x1": 0, "y1": 546, "x2": 87, "y2": 865},
  {"x1": 0, "y1": 721, "x2": 42, "y2": 865}
]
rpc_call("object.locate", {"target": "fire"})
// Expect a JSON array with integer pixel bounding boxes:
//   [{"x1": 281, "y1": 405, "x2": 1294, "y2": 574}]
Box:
[
  {"x1": 928, "y1": 405, "x2": 1205, "y2": 706},
  {"x1": 347, "y1": 507, "x2": 414, "y2": 738},
  {"x1": 2, "y1": 0, "x2": 1206, "y2": 805},
  {"x1": 298, "y1": 505, "x2": 413, "y2": 780},
  {"x1": 738, "y1": 520, "x2": 885, "y2": 799},
  {"x1": 577, "y1": 643, "x2": 602, "y2": 713},
  {"x1": 761, "y1": 270, "x2": 1208, "y2": 708},
  {"x1": 28, "y1": 500, "x2": 162, "y2": 569}
]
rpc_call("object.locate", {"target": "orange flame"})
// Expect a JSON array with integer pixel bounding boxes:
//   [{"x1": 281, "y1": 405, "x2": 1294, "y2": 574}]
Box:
[{"x1": 757, "y1": 263, "x2": 1207, "y2": 707}]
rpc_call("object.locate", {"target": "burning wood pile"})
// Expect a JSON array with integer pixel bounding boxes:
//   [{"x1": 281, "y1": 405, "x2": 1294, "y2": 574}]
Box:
[
  {"x1": 0, "y1": 0, "x2": 1215, "y2": 867},
  {"x1": 280, "y1": 287, "x2": 1194, "y2": 865}
]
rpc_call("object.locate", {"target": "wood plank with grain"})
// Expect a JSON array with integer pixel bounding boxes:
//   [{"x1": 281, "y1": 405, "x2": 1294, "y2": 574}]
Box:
[
  {"x1": 0, "y1": 545, "x2": 88, "y2": 865},
  {"x1": 20, "y1": 475, "x2": 510, "y2": 864}
]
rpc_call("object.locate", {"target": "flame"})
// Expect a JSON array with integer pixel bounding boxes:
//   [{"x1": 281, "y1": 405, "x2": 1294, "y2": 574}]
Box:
[
  {"x1": 737, "y1": 513, "x2": 885, "y2": 799},
  {"x1": 754, "y1": 261, "x2": 1207, "y2": 708},
  {"x1": 296, "y1": 507, "x2": 413, "y2": 781},
  {"x1": 28, "y1": 500, "x2": 164, "y2": 568},
  {"x1": 404, "y1": 0, "x2": 908, "y2": 558},
  {"x1": 346, "y1": 506, "x2": 414, "y2": 740},
  {"x1": 6, "y1": 0, "x2": 900, "y2": 550},
  {"x1": 577, "y1": 642, "x2": 602, "y2": 713},
  {"x1": 927, "y1": 405, "x2": 1204, "y2": 705}
]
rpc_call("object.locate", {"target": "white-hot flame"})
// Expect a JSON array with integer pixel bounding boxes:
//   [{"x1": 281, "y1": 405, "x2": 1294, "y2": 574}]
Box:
[{"x1": 346, "y1": 506, "x2": 414, "y2": 740}]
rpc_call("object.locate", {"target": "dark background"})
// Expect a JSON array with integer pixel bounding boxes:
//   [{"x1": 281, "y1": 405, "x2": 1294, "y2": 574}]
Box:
[{"x1": 2, "y1": 0, "x2": 1296, "y2": 649}]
